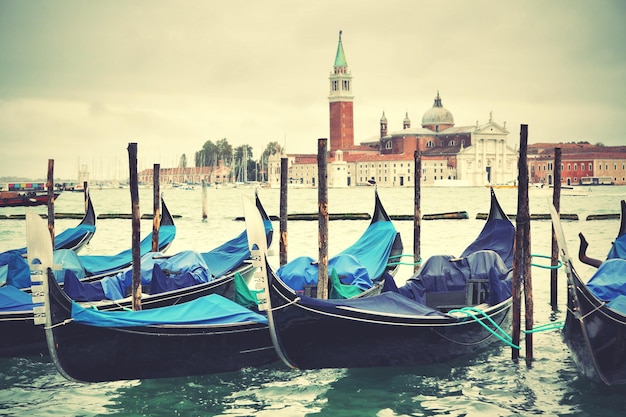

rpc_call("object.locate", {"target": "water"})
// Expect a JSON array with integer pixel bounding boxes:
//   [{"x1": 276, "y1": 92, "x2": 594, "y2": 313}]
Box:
[{"x1": 1, "y1": 185, "x2": 625, "y2": 416}]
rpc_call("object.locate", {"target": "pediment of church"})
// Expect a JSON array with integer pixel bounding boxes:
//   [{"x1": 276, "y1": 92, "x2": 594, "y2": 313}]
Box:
[{"x1": 474, "y1": 121, "x2": 509, "y2": 135}]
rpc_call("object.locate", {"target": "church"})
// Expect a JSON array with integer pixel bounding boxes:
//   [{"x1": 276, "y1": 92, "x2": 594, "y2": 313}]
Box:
[{"x1": 268, "y1": 32, "x2": 518, "y2": 188}]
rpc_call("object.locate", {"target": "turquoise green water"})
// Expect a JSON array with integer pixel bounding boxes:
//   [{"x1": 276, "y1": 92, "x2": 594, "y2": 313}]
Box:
[{"x1": 1, "y1": 186, "x2": 625, "y2": 416}]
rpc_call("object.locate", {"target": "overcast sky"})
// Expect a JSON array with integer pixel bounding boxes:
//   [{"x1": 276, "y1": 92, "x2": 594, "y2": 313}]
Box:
[{"x1": 1, "y1": 0, "x2": 624, "y2": 180}]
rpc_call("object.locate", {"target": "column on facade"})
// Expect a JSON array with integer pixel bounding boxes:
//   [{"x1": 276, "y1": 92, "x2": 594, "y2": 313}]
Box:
[
  {"x1": 494, "y1": 138, "x2": 500, "y2": 184},
  {"x1": 482, "y1": 139, "x2": 487, "y2": 185},
  {"x1": 502, "y1": 139, "x2": 508, "y2": 183},
  {"x1": 474, "y1": 138, "x2": 479, "y2": 185}
]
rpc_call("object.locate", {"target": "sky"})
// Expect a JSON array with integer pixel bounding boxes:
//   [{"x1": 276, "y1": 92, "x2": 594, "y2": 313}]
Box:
[{"x1": 1, "y1": 0, "x2": 625, "y2": 181}]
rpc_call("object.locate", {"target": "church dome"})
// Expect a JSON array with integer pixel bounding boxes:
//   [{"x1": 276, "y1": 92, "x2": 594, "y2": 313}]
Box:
[{"x1": 421, "y1": 91, "x2": 454, "y2": 128}]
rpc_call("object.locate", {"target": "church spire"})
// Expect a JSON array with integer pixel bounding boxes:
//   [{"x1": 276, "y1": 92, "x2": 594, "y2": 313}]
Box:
[
  {"x1": 329, "y1": 30, "x2": 354, "y2": 151},
  {"x1": 334, "y1": 30, "x2": 348, "y2": 68}
]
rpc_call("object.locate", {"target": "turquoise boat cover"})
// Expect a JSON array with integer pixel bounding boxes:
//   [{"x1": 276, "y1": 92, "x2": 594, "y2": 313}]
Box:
[
  {"x1": 12, "y1": 223, "x2": 96, "y2": 256},
  {"x1": 78, "y1": 224, "x2": 176, "y2": 275},
  {"x1": 0, "y1": 285, "x2": 36, "y2": 311},
  {"x1": 1, "y1": 249, "x2": 86, "y2": 289},
  {"x1": 70, "y1": 293, "x2": 267, "y2": 327},
  {"x1": 63, "y1": 219, "x2": 273, "y2": 302},
  {"x1": 586, "y1": 258, "x2": 626, "y2": 314},
  {"x1": 607, "y1": 234, "x2": 626, "y2": 260},
  {"x1": 277, "y1": 220, "x2": 397, "y2": 291}
]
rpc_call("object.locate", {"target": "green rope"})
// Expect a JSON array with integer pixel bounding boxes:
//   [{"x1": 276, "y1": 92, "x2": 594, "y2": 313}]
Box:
[
  {"x1": 531, "y1": 253, "x2": 562, "y2": 270},
  {"x1": 448, "y1": 306, "x2": 521, "y2": 350},
  {"x1": 387, "y1": 254, "x2": 421, "y2": 267},
  {"x1": 522, "y1": 321, "x2": 564, "y2": 333}
]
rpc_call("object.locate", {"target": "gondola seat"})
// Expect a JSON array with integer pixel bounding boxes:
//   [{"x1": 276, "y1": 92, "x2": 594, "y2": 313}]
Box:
[{"x1": 399, "y1": 250, "x2": 512, "y2": 312}]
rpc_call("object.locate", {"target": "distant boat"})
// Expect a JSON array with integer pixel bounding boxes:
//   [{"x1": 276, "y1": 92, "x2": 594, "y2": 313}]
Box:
[
  {"x1": 0, "y1": 183, "x2": 60, "y2": 208},
  {"x1": 579, "y1": 176, "x2": 614, "y2": 186}
]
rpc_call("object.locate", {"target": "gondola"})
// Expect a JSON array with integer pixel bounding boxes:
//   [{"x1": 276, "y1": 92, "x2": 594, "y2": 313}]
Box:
[
  {"x1": 1, "y1": 197, "x2": 175, "y2": 290},
  {"x1": 26, "y1": 210, "x2": 276, "y2": 382},
  {"x1": 551, "y1": 201, "x2": 626, "y2": 386},
  {"x1": 276, "y1": 188, "x2": 403, "y2": 299},
  {"x1": 250, "y1": 188, "x2": 515, "y2": 370},
  {"x1": 77, "y1": 197, "x2": 176, "y2": 276},
  {"x1": 10, "y1": 189, "x2": 97, "y2": 255},
  {"x1": 578, "y1": 200, "x2": 626, "y2": 268},
  {"x1": 0, "y1": 192, "x2": 272, "y2": 358},
  {"x1": 63, "y1": 190, "x2": 274, "y2": 306},
  {"x1": 0, "y1": 190, "x2": 96, "y2": 289}
]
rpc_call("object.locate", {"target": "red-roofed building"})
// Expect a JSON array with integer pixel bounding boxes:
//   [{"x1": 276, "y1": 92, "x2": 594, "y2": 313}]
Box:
[
  {"x1": 268, "y1": 31, "x2": 519, "y2": 188},
  {"x1": 528, "y1": 143, "x2": 626, "y2": 185}
]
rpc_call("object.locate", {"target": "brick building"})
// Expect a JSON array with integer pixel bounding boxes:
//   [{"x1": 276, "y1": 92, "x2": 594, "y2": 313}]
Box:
[{"x1": 528, "y1": 143, "x2": 626, "y2": 186}]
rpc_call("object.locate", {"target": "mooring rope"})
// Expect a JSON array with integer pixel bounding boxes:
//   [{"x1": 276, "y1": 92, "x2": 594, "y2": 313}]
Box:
[
  {"x1": 448, "y1": 306, "x2": 521, "y2": 350},
  {"x1": 522, "y1": 321, "x2": 564, "y2": 333},
  {"x1": 386, "y1": 254, "x2": 421, "y2": 267},
  {"x1": 530, "y1": 253, "x2": 562, "y2": 269}
]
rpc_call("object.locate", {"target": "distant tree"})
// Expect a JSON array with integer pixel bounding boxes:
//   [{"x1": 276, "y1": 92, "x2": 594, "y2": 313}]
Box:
[
  {"x1": 179, "y1": 154, "x2": 187, "y2": 168},
  {"x1": 234, "y1": 144, "x2": 254, "y2": 182},
  {"x1": 594, "y1": 142, "x2": 605, "y2": 147},
  {"x1": 216, "y1": 138, "x2": 233, "y2": 167},
  {"x1": 195, "y1": 140, "x2": 218, "y2": 167}
]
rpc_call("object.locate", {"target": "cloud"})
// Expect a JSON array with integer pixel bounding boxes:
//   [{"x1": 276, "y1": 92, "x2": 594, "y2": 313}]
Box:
[{"x1": 0, "y1": 0, "x2": 625, "y2": 180}]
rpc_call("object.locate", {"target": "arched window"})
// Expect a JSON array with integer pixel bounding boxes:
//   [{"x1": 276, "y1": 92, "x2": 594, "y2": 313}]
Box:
[{"x1": 449, "y1": 140, "x2": 456, "y2": 146}]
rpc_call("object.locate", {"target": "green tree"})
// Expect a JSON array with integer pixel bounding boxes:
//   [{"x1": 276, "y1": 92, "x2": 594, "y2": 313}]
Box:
[
  {"x1": 234, "y1": 144, "x2": 254, "y2": 182},
  {"x1": 195, "y1": 140, "x2": 218, "y2": 167}
]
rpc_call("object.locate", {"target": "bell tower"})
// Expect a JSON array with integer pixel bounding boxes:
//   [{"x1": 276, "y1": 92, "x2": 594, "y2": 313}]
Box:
[{"x1": 329, "y1": 31, "x2": 354, "y2": 151}]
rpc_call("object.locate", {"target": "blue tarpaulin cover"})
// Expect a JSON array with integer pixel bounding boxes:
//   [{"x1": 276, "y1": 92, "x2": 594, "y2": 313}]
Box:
[
  {"x1": 12, "y1": 223, "x2": 96, "y2": 256},
  {"x1": 63, "y1": 219, "x2": 272, "y2": 302},
  {"x1": 460, "y1": 218, "x2": 516, "y2": 269},
  {"x1": 277, "y1": 221, "x2": 397, "y2": 291},
  {"x1": 607, "y1": 234, "x2": 626, "y2": 260},
  {"x1": 70, "y1": 293, "x2": 267, "y2": 327},
  {"x1": 78, "y1": 224, "x2": 176, "y2": 275},
  {"x1": 398, "y1": 250, "x2": 512, "y2": 306},
  {"x1": 1, "y1": 249, "x2": 86, "y2": 289},
  {"x1": 607, "y1": 295, "x2": 626, "y2": 315},
  {"x1": 201, "y1": 219, "x2": 272, "y2": 278},
  {"x1": 0, "y1": 250, "x2": 29, "y2": 287},
  {"x1": 586, "y1": 258, "x2": 626, "y2": 314},
  {"x1": 0, "y1": 285, "x2": 36, "y2": 311},
  {"x1": 65, "y1": 250, "x2": 211, "y2": 301}
]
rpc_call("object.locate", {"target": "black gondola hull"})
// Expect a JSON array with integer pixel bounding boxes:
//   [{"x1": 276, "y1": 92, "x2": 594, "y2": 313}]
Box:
[
  {"x1": 563, "y1": 270, "x2": 626, "y2": 385},
  {"x1": 267, "y1": 270, "x2": 512, "y2": 370},
  {"x1": 0, "y1": 263, "x2": 254, "y2": 358},
  {"x1": 45, "y1": 269, "x2": 277, "y2": 382}
]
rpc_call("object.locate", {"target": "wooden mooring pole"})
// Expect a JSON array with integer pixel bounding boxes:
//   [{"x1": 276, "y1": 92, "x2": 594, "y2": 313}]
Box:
[
  {"x1": 279, "y1": 157, "x2": 289, "y2": 266},
  {"x1": 152, "y1": 164, "x2": 161, "y2": 252},
  {"x1": 128, "y1": 143, "x2": 142, "y2": 311},
  {"x1": 414, "y1": 150, "x2": 422, "y2": 273},
  {"x1": 201, "y1": 179, "x2": 209, "y2": 220},
  {"x1": 47, "y1": 159, "x2": 55, "y2": 248},
  {"x1": 512, "y1": 124, "x2": 533, "y2": 361},
  {"x1": 317, "y1": 138, "x2": 329, "y2": 300},
  {"x1": 550, "y1": 148, "x2": 562, "y2": 309},
  {"x1": 83, "y1": 181, "x2": 89, "y2": 213}
]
